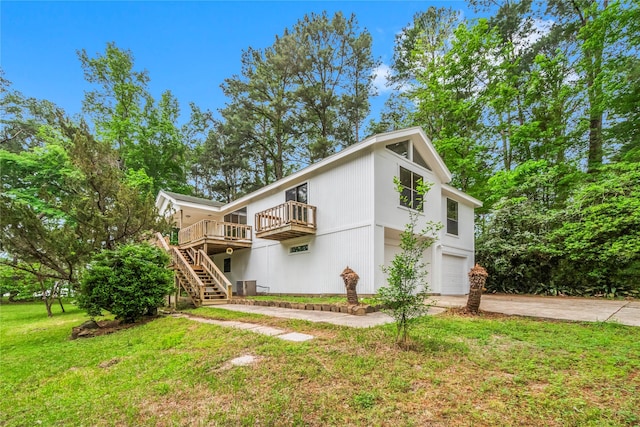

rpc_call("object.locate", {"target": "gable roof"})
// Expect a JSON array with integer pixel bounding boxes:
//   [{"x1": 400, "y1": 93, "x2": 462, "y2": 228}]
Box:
[
  {"x1": 156, "y1": 127, "x2": 477, "y2": 214},
  {"x1": 160, "y1": 191, "x2": 224, "y2": 208},
  {"x1": 221, "y1": 127, "x2": 452, "y2": 212}
]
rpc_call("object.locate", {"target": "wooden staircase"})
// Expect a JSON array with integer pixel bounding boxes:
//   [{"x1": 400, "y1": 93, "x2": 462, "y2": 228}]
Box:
[
  {"x1": 156, "y1": 233, "x2": 232, "y2": 307},
  {"x1": 177, "y1": 248, "x2": 228, "y2": 305}
]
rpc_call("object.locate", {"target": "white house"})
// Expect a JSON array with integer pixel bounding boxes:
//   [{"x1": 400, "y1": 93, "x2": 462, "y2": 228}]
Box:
[{"x1": 156, "y1": 127, "x2": 481, "y2": 302}]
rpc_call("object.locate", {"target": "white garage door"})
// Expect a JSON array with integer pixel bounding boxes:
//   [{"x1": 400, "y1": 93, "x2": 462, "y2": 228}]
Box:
[{"x1": 442, "y1": 255, "x2": 468, "y2": 295}]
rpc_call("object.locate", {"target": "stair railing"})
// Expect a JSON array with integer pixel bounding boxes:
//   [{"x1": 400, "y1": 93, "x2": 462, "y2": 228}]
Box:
[
  {"x1": 171, "y1": 247, "x2": 206, "y2": 304},
  {"x1": 154, "y1": 232, "x2": 171, "y2": 251},
  {"x1": 197, "y1": 250, "x2": 233, "y2": 300}
]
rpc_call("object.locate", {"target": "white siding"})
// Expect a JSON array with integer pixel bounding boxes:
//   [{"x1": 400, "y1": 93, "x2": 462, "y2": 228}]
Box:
[
  {"x1": 373, "y1": 148, "x2": 442, "y2": 232},
  {"x1": 216, "y1": 226, "x2": 374, "y2": 294},
  {"x1": 217, "y1": 151, "x2": 377, "y2": 295}
]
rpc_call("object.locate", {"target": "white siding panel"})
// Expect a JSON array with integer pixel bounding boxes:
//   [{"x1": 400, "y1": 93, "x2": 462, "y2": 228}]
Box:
[
  {"x1": 225, "y1": 226, "x2": 374, "y2": 295},
  {"x1": 374, "y1": 149, "x2": 442, "y2": 232}
]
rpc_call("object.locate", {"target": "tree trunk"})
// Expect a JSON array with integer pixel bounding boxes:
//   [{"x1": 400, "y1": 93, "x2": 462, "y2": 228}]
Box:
[
  {"x1": 44, "y1": 298, "x2": 53, "y2": 317},
  {"x1": 466, "y1": 264, "x2": 488, "y2": 314},
  {"x1": 340, "y1": 266, "x2": 360, "y2": 305}
]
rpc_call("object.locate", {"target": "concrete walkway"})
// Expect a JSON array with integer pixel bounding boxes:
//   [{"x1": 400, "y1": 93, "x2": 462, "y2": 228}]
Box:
[
  {"x1": 172, "y1": 313, "x2": 315, "y2": 341},
  {"x1": 428, "y1": 294, "x2": 640, "y2": 327},
  {"x1": 206, "y1": 303, "x2": 405, "y2": 328},
  {"x1": 196, "y1": 295, "x2": 639, "y2": 328}
]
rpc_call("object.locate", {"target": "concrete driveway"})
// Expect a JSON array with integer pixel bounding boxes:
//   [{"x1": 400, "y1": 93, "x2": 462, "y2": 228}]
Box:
[{"x1": 428, "y1": 294, "x2": 640, "y2": 327}]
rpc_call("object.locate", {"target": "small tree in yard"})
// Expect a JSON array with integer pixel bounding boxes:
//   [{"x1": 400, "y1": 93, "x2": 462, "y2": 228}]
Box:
[
  {"x1": 78, "y1": 243, "x2": 173, "y2": 323},
  {"x1": 377, "y1": 179, "x2": 442, "y2": 346}
]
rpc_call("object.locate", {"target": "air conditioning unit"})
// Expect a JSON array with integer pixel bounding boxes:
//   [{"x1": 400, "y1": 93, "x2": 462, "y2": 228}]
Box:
[{"x1": 235, "y1": 280, "x2": 257, "y2": 296}]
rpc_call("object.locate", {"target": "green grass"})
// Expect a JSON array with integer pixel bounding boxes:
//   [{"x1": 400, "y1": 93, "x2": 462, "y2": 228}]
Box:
[{"x1": 1, "y1": 302, "x2": 639, "y2": 426}]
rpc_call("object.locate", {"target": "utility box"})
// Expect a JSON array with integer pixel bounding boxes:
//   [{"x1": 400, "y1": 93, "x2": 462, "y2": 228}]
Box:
[{"x1": 236, "y1": 280, "x2": 257, "y2": 296}]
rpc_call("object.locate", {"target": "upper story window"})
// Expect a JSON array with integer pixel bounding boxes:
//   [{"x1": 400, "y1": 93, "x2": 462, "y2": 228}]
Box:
[
  {"x1": 386, "y1": 140, "x2": 409, "y2": 158},
  {"x1": 286, "y1": 183, "x2": 308, "y2": 204},
  {"x1": 399, "y1": 167, "x2": 423, "y2": 211},
  {"x1": 447, "y1": 198, "x2": 459, "y2": 236},
  {"x1": 386, "y1": 140, "x2": 431, "y2": 171},
  {"x1": 224, "y1": 207, "x2": 247, "y2": 224},
  {"x1": 412, "y1": 146, "x2": 431, "y2": 170}
]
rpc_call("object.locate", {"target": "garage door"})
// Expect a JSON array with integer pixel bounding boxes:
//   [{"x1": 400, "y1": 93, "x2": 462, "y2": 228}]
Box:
[{"x1": 442, "y1": 255, "x2": 468, "y2": 295}]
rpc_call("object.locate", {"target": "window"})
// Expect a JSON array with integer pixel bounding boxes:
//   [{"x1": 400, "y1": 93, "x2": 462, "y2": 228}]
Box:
[
  {"x1": 286, "y1": 183, "x2": 308, "y2": 223},
  {"x1": 386, "y1": 140, "x2": 409, "y2": 158},
  {"x1": 412, "y1": 146, "x2": 431, "y2": 170},
  {"x1": 223, "y1": 258, "x2": 231, "y2": 273},
  {"x1": 447, "y1": 198, "x2": 459, "y2": 236},
  {"x1": 399, "y1": 167, "x2": 423, "y2": 211},
  {"x1": 289, "y1": 244, "x2": 309, "y2": 254},
  {"x1": 224, "y1": 207, "x2": 247, "y2": 225},
  {"x1": 285, "y1": 183, "x2": 308, "y2": 204},
  {"x1": 223, "y1": 208, "x2": 248, "y2": 239},
  {"x1": 387, "y1": 140, "x2": 432, "y2": 171}
]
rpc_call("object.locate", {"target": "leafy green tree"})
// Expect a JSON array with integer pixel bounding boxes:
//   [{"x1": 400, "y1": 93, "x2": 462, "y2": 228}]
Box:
[
  {"x1": 389, "y1": 6, "x2": 460, "y2": 91},
  {"x1": 548, "y1": 162, "x2": 640, "y2": 297},
  {"x1": 212, "y1": 11, "x2": 378, "y2": 196},
  {"x1": 0, "y1": 73, "x2": 61, "y2": 153},
  {"x1": 377, "y1": 179, "x2": 441, "y2": 346},
  {"x1": 412, "y1": 19, "x2": 495, "y2": 201},
  {"x1": 1, "y1": 100, "x2": 165, "y2": 316},
  {"x1": 221, "y1": 43, "x2": 300, "y2": 185},
  {"x1": 282, "y1": 11, "x2": 378, "y2": 160},
  {"x1": 0, "y1": 262, "x2": 38, "y2": 302},
  {"x1": 78, "y1": 42, "x2": 189, "y2": 193},
  {"x1": 78, "y1": 244, "x2": 173, "y2": 323},
  {"x1": 475, "y1": 196, "x2": 559, "y2": 295}
]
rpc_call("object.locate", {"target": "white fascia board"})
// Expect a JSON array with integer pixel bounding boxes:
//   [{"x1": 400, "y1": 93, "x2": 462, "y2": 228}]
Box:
[
  {"x1": 156, "y1": 190, "x2": 221, "y2": 214},
  {"x1": 442, "y1": 184, "x2": 483, "y2": 208},
  {"x1": 370, "y1": 126, "x2": 452, "y2": 183}
]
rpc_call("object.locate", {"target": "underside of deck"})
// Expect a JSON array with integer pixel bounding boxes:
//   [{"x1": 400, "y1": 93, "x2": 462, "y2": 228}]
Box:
[
  {"x1": 255, "y1": 224, "x2": 316, "y2": 241},
  {"x1": 179, "y1": 237, "x2": 252, "y2": 255}
]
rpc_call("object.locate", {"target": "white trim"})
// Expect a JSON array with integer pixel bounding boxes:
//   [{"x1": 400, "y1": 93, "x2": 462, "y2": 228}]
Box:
[{"x1": 442, "y1": 184, "x2": 482, "y2": 208}]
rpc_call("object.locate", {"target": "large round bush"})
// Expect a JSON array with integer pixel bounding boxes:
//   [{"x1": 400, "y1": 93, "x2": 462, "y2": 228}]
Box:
[{"x1": 78, "y1": 243, "x2": 173, "y2": 323}]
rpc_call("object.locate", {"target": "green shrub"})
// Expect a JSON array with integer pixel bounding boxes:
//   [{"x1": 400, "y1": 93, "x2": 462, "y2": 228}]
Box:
[{"x1": 78, "y1": 243, "x2": 173, "y2": 323}]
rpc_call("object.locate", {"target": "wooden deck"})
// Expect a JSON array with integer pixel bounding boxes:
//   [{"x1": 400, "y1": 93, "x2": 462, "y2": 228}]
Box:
[
  {"x1": 255, "y1": 201, "x2": 316, "y2": 241},
  {"x1": 178, "y1": 220, "x2": 252, "y2": 254}
]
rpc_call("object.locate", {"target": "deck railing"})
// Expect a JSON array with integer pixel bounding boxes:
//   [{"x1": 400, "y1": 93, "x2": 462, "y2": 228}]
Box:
[
  {"x1": 178, "y1": 220, "x2": 252, "y2": 246},
  {"x1": 255, "y1": 201, "x2": 317, "y2": 233}
]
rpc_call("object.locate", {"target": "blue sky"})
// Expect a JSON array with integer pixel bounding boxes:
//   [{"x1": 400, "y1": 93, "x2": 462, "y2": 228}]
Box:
[{"x1": 2, "y1": 1, "x2": 473, "y2": 124}]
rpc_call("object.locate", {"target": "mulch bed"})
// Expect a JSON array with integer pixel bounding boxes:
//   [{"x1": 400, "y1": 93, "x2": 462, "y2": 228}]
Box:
[{"x1": 70, "y1": 316, "x2": 159, "y2": 340}]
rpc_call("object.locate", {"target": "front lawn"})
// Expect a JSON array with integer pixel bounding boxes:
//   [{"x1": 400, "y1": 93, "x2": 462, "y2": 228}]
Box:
[{"x1": 1, "y1": 302, "x2": 638, "y2": 426}]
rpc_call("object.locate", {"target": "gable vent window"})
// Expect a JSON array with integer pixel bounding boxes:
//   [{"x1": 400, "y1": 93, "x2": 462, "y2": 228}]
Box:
[
  {"x1": 386, "y1": 140, "x2": 431, "y2": 170},
  {"x1": 412, "y1": 146, "x2": 431, "y2": 170},
  {"x1": 386, "y1": 140, "x2": 409, "y2": 158},
  {"x1": 447, "y1": 198, "x2": 459, "y2": 236},
  {"x1": 289, "y1": 244, "x2": 309, "y2": 254},
  {"x1": 399, "y1": 167, "x2": 423, "y2": 211}
]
